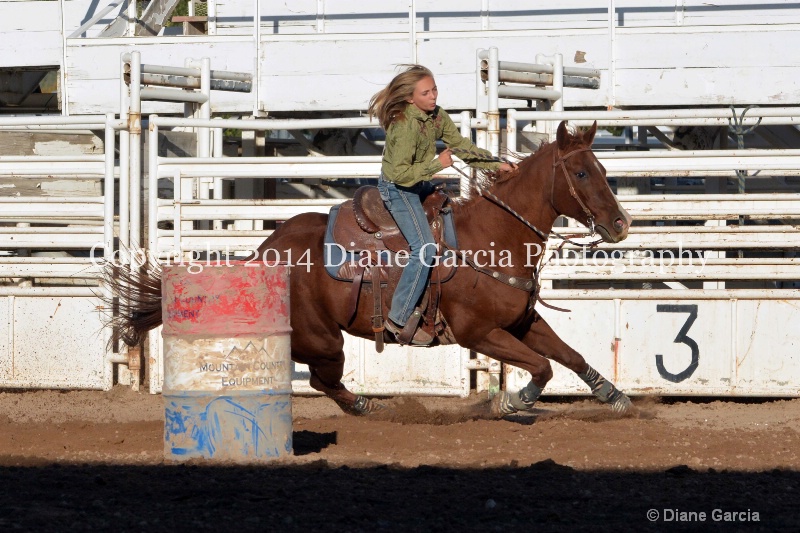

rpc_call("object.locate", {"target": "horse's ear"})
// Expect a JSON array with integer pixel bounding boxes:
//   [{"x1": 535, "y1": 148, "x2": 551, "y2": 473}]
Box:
[
  {"x1": 582, "y1": 121, "x2": 598, "y2": 145},
  {"x1": 556, "y1": 121, "x2": 570, "y2": 151}
]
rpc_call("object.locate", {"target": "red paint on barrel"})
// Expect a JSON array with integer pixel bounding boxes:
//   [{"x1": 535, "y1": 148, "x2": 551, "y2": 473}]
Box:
[{"x1": 162, "y1": 263, "x2": 291, "y2": 336}]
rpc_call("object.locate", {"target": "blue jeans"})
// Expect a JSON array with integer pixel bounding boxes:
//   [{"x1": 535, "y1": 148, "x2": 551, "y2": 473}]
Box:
[{"x1": 377, "y1": 177, "x2": 437, "y2": 326}]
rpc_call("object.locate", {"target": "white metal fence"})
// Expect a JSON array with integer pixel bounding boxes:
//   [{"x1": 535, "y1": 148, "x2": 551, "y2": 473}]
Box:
[
  {"x1": 502, "y1": 107, "x2": 800, "y2": 396},
  {"x1": 0, "y1": 115, "x2": 119, "y2": 390},
  {"x1": 144, "y1": 113, "x2": 483, "y2": 395},
  {"x1": 140, "y1": 106, "x2": 800, "y2": 397},
  {"x1": 2, "y1": 102, "x2": 800, "y2": 397}
]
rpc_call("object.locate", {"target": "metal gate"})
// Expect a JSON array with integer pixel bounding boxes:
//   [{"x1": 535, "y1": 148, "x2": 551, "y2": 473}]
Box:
[{"x1": 0, "y1": 115, "x2": 118, "y2": 389}]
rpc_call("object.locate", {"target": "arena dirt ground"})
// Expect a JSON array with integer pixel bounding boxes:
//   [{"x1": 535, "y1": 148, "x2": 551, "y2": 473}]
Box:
[{"x1": 0, "y1": 388, "x2": 798, "y2": 531}]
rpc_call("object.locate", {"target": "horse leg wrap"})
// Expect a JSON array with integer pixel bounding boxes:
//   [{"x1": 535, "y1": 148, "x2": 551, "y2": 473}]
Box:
[
  {"x1": 578, "y1": 365, "x2": 632, "y2": 414},
  {"x1": 494, "y1": 381, "x2": 543, "y2": 415},
  {"x1": 347, "y1": 396, "x2": 384, "y2": 415}
]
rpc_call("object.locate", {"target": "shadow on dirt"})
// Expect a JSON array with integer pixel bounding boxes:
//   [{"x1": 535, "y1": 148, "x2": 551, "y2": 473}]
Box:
[
  {"x1": 0, "y1": 458, "x2": 796, "y2": 532},
  {"x1": 293, "y1": 430, "x2": 337, "y2": 455}
]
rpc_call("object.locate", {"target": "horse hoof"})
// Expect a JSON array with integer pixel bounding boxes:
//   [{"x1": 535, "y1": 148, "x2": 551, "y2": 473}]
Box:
[
  {"x1": 490, "y1": 391, "x2": 519, "y2": 417},
  {"x1": 351, "y1": 395, "x2": 385, "y2": 415},
  {"x1": 610, "y1": 394, "x2": 632, "y2": 415}
]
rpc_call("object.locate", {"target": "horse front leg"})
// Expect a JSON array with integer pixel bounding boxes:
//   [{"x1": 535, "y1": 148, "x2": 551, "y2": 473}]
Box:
[{"x1": 520, "y1": 317, "x2": 632, "y2": 414}]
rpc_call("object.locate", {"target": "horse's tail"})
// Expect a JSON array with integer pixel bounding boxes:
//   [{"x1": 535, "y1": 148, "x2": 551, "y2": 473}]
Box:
[{"x1": 100, "y1": 258, "x2": 163, "y2": 347}]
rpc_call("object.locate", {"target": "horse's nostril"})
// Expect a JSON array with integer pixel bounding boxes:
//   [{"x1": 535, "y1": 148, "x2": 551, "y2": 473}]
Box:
[{"x1": 613, "y1": 218, "x2": 625, "y2": 231}]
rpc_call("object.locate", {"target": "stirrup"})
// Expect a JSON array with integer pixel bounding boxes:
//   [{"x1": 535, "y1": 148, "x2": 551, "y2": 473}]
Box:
[{"x1": 385, "y1": 319, "x2": 433, "y2": 346}]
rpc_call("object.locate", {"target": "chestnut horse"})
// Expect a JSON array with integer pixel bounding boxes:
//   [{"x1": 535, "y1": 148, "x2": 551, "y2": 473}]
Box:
[{"x1": 110, "y1": 121, "x2": 633, "y2": 416}]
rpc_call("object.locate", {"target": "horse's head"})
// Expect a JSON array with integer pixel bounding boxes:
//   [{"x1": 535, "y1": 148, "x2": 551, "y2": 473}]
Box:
[{"x1": 549, "y1": 121, "x2": 631, "y2": 243}]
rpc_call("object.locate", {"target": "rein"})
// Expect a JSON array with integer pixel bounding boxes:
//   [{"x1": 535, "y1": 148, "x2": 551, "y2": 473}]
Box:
[
  {"x1": 446, "y1": 144, "x2": 607, "y2": 313},
  {"x1": 451, "y1": 145, "x2": 604, "y2": 248}
]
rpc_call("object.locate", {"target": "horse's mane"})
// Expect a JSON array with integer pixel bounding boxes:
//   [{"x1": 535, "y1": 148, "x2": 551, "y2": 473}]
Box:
[
  {"x1": 452, "y1": 143, "x2": 545, "y2": 204},
  {"x1": 453, "y1": 128, "x2": 588, "y2": 205}
]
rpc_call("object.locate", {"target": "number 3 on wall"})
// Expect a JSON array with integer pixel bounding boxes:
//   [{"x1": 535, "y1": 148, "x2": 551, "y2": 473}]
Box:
[{"x1": 655, "y1": 304, "x2": 700, "y2": 383}]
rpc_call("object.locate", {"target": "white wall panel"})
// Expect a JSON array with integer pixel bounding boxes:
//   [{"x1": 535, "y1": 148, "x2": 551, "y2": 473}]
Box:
[
  {"x1": 488, "y1": 0, "x2": 611, "y2": 30},
  {"x1": 318, "y1": 0, "x2": 412, "y2": 34},
  {"x1": 0, "y1": 30, "x2": 62, "y2": 68},
  {"x1": 416, "y1": 31, "x2": 610, "y2": 109},
  {"x1": 218, "y1": 1, "x2": 615, "y2": 34},
  {"x1": 734, "y1": 300, "x2": 800, "y2": 394},
  {"x1": 257, "y1": 30, "x2": 610, "y2": 112},
  {"x1": 616, "y1": 26, "x2": 800, "y2": 69},
  {"x1": 214, "y1": 0, "x2": 257, "y2": 34},
  {"x1": 0, "y1": 0, "x2": 125, "y2": 67},
  {"x1": 0, "y1": 1, "x2": 63, "y2": 67},
  {"x1": 259, "y1": 38, "x2": 410, "y2": 112},
  {"x1": 66, "y1": 38, "x2": 256, "y2": 114},
  {"x1": 0, "y1": 296, "x2": 109, "y2": 389},
  {"x1": 55, "y1": 7, "x2": 800, "y2": 113},
  {"x1": 614, "y1": 0, "x2": 677, "y2": 27},
  {"x1": 291, "y1": 334, "x2": 470, "y2": 397},
  {"x1": 615, "y1": 66, "x2": 800, "y2": 107},
  {"x1": 507, "y1": 299, "x2": 800, "y2": 397},
  {"x1": 618, "y1": 300, "x2": 733, "y2": 394},
  {"x1": 682, "y1": 0, "x2": 800, "y2": 26},
  {"x1": 0, "y1": 298, "x2": 10, "y2": 381}
]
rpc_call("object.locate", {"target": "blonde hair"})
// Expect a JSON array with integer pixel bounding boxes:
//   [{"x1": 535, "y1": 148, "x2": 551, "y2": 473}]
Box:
[{"x1": 368, "y1": 65, "x2": 434, "y2": 129}]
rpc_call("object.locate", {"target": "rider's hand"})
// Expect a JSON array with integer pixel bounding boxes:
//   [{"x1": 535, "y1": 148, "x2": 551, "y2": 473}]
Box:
[
  {"x1": 438, "y1": 148, "x2": 454, "y2": 168},
  {"x1": 498, "y1": 162, "x2": 518, "y2": 172}
]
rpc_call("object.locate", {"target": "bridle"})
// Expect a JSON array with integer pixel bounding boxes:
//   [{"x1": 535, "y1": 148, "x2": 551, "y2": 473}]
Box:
[
  {"x1": 462, "y1": 144, "x2": 604, "y2": 248},
  {"x1": 552, "y1": 146, "x2": 598, "y2": 238},
  {"x1": 444, "y1": 144, "x2": 605, "y2": 306}
]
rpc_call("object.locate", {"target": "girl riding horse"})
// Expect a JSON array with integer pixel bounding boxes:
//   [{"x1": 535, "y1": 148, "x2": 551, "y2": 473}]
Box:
[{"x1": 368, "y1": 65, "x2": 516, "y2": 345}]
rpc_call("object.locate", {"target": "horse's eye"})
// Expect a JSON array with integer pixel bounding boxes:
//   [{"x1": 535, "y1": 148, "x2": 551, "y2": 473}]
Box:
[{"x1": 576, "y1": 171, "x2": 587, "y2": 179}]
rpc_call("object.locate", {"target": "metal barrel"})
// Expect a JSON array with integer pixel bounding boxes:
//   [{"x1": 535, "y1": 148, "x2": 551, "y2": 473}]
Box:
[{"x1": 161, "y1": 262, "x2": 292, "y2": 463}]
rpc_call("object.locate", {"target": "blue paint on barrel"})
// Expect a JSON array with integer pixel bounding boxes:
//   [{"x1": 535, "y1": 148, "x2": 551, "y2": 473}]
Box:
[{"x1": 164, "y1": 390, "x2": 292, "y2": 461}]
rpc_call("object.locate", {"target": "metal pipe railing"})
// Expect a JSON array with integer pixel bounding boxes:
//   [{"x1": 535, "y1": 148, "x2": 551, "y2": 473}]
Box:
[
  {"x1": 478, "y1": 51, "x2": 601, "y2": 78},
  {"x1": 480, "y1": 70, "x2": 600, "y2": 89},
  {"x1": 137, "y1": 73, "x2": 252, "y2": 93},
  {"x1": 507, "y1": 108, "x2": 800, "y2": 151},
  {"x1": 124, "y1": 59, "x2": 253, "y2": 83},
  {"x1": 0, "y1": 287, "x2": 98, "y2": 297},
  {"x1": 140, "y1": 87, "x2": 209, "y2": 103},
  {"x1": 0, "y1": 116, "x2": 107, "y2": 126},
  {"x1": 119, "y1": 52, "x2": 131, "y2": 263},
  {"x1": 151, "y1": 115, "x2": 378, "y2": 130},
  {"x1": 539, "y1": 289, "x2": 800, "y2": 300},
  {"x1": 104, "y1": 114, "x2": 115, "y2": 263},
  {"x1": 148, "y1": 116, "x2": 160, "y2": 255},
  {"x1": 497, "y1": 85, "x2": 561, "y2": 101},
  {"x1": 129, "y1": 51, "x2": 143, "y2": 263}
]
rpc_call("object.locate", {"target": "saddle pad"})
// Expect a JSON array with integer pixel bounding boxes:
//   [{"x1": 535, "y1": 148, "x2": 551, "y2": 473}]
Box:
[{"x1": 324, "y1": 204, "x2": 459, "y2": 281}]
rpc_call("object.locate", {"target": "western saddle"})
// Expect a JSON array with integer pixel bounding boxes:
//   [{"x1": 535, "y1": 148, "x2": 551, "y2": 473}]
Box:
[{"x1": 328, "y1": 184, "x2": 456, "y2": 351}]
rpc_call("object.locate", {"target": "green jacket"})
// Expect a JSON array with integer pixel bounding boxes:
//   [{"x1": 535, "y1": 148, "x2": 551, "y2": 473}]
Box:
[{"x1": 381, "y1": 104, "x2": 501, "y2": 187}]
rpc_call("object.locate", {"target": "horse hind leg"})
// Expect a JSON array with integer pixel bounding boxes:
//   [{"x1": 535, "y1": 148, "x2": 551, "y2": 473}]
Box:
[
  {"x1": 294, "y1": 339, "x2": 384, "y2": 415},
  {"x1": 307, "y1": 366, "x2": 384, "y2": 416}
]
